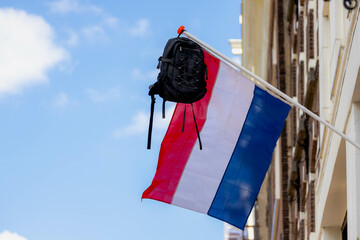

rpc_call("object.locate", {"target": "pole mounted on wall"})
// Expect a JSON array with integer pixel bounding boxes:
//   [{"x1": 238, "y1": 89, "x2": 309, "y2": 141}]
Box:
[{"x1": 178, "y1": 26, "x2": 360, "y2": 151}]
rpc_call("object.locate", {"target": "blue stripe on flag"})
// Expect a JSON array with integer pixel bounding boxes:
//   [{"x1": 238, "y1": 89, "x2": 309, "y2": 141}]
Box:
[{"x1": 207, "y1": 86, "x2": 291, "y2": 229}]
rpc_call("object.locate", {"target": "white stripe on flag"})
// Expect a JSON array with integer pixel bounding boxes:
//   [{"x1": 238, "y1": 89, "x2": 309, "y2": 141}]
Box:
[{"x1": 172, "y1": 61, "x2": 255, "y2": 213}]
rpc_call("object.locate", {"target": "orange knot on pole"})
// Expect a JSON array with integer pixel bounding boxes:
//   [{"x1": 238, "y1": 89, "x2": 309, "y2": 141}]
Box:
[{"x1": 177, "y1": 26, "x2": 185, "y2": 35}]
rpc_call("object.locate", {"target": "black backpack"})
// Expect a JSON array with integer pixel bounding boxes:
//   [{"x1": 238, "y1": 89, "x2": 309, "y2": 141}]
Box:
[{"x1": 147, "y1": 36, "x2": 208, "y2": 150}]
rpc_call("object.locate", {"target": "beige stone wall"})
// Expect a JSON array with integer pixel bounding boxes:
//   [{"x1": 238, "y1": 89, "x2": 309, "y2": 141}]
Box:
[
  {"x1": 317, "y1": 1, "x2": 360, "y2": 239},
  {"x1": 242, "y1": 0, "x2": 272, "y2": 79},
  {"x1": 242, "y1": 1, "x2": 360, "y2": 239}
]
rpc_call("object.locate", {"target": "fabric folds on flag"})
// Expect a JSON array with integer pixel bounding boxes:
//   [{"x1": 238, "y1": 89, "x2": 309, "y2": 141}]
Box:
[{"x1": 142, "y1": 50, "x2": 291, "y2": 229}]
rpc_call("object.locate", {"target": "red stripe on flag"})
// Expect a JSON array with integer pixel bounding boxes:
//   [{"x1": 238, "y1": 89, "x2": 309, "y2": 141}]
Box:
[{"x1": 142, "y1": 51, "x2": 220, "y2": 203}]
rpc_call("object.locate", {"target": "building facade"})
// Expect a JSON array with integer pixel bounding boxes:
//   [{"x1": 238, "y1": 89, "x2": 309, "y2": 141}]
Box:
[{"x1": 241, "y1": 0, "x2": 360, "y2": 239}]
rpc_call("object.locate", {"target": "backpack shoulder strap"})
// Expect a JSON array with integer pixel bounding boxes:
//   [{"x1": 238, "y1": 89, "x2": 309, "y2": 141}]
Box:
[
  {"x1": 191, "y1": 103, "x2": 202, "y2": 150},
  {"x1": 162, "y1": 99, "x2": 166, "y2": 119},
  {"x1": 147, "y1": 95, "x2": 156, "y2": 149}
]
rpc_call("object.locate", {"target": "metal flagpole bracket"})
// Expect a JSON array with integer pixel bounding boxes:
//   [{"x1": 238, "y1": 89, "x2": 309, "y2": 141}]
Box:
[
  {"x1": 179, "y1": 26, "x2": 360, "y2": 151},
  {"x1": 324, "y1": 0, "x2": 358, "y2": 10},
  {"x1": 344, "y1": 0, "x2": 358, "y2": 10}
]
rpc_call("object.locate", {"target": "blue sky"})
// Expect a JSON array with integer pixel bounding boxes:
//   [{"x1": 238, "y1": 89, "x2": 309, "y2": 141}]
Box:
[{"x1": 0, "y1": 1, "x2": 241, "y2": 240}]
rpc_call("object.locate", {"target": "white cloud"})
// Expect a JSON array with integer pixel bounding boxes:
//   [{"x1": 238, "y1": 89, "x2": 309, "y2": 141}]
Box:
[
  {"x1": 85, "y1": 87, "x2": 121, "y2": 103},
  {"x1": 131, "y1": 69, "x2": 158, "y2": 81},
  {"x1": 48, "y1": 0, "x2": 120, "y2": 44},
  {"x1": 52, "y1": 92, "x2": 77, "y2": 109},
  {"x1": 66, "y1": 30, "x2": 79, "y2": 47},
  {"x1": 58, "y1": 58, "x2": 79, "y2": 74},
  {"x1": 0, "y1": 231, "x2": 27, "y2": 240},
  {"x1": 81, "y1": 25, "x2": 107, "y2": 42},
  {"x1": 67, "y1": 23, "x2": 115, "y2": 45},
  {"x1": 129, "y1": 18, "x2": 150, "y2": 37},
  {"x1": 153, "y1": 106, "x2": 175, "y2": 130},
  {"x1": 48, "y1": 0, "x2": 79, "y2": 13},
  {"x1": 52, "y1": 92, "x2": 71, "y2": 109},
  {"x1": 49, "y1": 1, "x2": 148, "y2": 42},
  {"x1": 103, "y1": 16, "x2": 119, "y2": 28},
  {"x1": 0, "y1": 8, "x2": 67, "y2": 96},
  {"x1": 114, "y1": 111, "x2": 148, "y2": 137},
  {"x1": 113, "y1": 105, "x2": 175, "y2": 138},
  {"x1": 48, "y1": 0, "x2": 102, "y2": 14}
]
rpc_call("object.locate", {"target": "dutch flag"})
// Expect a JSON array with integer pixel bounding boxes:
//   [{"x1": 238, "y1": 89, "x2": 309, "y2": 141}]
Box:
[{"x1": 142, "y1": 50, "x2": 291, "y2": 229}]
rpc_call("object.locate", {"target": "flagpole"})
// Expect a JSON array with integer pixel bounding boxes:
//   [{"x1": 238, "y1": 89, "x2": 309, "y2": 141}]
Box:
[{"x1": 178, "y1": 26, "x2": 360, "y2": 151}]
